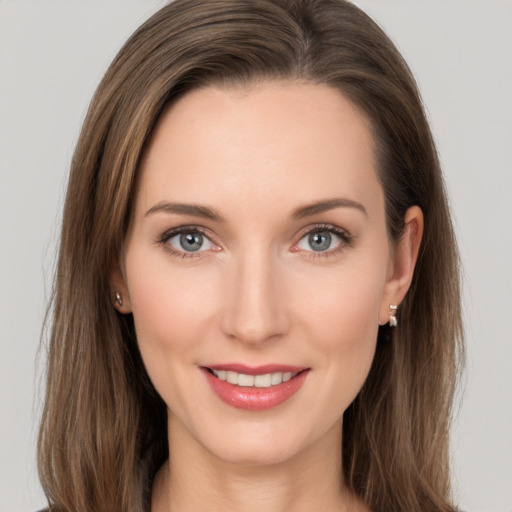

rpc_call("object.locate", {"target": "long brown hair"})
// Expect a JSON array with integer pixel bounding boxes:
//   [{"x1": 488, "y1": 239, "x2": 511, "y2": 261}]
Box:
[{"x1": 38, "y1": 1, "x2": 463, "y2": 511}]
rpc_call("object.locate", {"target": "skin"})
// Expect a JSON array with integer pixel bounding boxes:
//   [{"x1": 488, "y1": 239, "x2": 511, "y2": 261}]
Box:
[{"x1": 112, "y1": 81, "x2": 423, "y2": 512}]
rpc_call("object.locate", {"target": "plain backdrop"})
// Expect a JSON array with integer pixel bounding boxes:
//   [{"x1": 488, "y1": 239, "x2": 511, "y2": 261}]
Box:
[{"x1": 0, "y1": 1, "x2": 511, "y2": 511}]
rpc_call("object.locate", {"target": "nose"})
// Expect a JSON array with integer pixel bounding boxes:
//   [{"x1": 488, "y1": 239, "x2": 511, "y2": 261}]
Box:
[{"x1": 220, "y1": 248, "x2": 289, "y2": 346}]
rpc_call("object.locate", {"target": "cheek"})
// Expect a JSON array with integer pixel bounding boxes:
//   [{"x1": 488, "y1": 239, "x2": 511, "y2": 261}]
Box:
[
  {"x1": 292, "y1": 258, "x2": 386, "y2": 406},
  {"x1": 295, "y1": 256, "x2": 386, "y2": 344},
  {"x1": 128, "y1": 272, "x2": 187, "y2": 351},
  {"x1": 123, "y1": 250, "x2": 217, "y2": 404},
  {"x1": 126, "y1": 247, "x2": 215, "y2": 346}
]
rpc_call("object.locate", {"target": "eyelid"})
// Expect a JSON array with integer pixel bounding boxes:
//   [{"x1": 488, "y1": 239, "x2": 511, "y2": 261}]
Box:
[
  {"x1": 157, "y1": 225, "x2": 220, "y2": 258},
  {"x1": 156, "y1": 223, "x2": 354, "y2": 260},
  {"x1": 291, "y1": 223, "x2": 354, "y2": 258}
]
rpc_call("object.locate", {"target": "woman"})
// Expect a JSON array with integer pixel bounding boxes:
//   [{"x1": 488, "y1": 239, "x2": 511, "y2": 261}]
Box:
[{"x1": 37, "y1": 0, "x2": 463, "y2": 511}]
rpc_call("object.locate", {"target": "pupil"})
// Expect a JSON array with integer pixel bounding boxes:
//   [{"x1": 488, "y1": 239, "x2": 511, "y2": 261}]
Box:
[
  {"x1": 180, "y1": 232, "x2": 203, "y2": 251},
  {"x1": 309, "y1": 231, "x2": 331, "y2": 251}
]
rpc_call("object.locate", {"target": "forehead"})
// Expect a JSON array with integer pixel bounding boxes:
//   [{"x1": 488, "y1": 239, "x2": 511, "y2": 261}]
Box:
[{"x1": 136, "y1": 81, "x2": 383, "y2": 220}]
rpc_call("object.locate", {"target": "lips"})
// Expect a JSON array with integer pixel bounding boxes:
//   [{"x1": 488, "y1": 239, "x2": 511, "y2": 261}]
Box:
[
  {"x1": 210, "y1": 368, "x2": 296, "y2": 387},
  {"x1": 201, "y1": 364, "x2": 310, "y2": 411}
]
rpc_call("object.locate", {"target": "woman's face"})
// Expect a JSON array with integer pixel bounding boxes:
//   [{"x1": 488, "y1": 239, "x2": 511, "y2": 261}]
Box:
[{"x1": 115, "y1": 82, "x2": 415, "y2": 466}]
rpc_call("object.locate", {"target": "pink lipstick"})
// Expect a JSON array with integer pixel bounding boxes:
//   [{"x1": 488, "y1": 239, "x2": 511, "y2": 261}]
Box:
[{"x1": 201, "y1": 364, "x2": 309, "y2": 411}]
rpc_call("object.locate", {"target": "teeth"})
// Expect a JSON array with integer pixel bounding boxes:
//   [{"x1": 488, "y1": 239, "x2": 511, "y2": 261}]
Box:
[
  {"x1": 271, "y1": 372, "x2": 283, "y2": 385},
  {"x1": 254, "y1": 374, "x2": 272, "y2": 388},
  {"x1": 226, "y1": 371, "x2": 238, "y2": 385},
  {"x1": 237, "y1": 374, "x2": 254, "y2": 386},
  {"x1": 211, "y1": 369, "x2": 298, "y2": 387}
]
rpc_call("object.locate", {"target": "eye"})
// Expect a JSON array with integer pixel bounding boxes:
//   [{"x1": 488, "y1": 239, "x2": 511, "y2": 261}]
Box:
[
  {"x1": 171, "y1": 232, "x2": 208, "y2": 252},
  {"x1": 297, "y1": 229, "x2": 340, "y2": 252},
  {"x1": 159, "y1": 227, "x2": 218, "y2": 257},
  {"x1": 299, "y1": 230, "x2": 336, "y2": 252},
  {"x1": 293, "y1": 224, "x2": 353, "y2": 256}
]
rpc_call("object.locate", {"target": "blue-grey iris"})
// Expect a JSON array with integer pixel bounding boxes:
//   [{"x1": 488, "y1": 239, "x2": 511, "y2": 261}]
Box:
[
  {"x1": 309, "y1": 231, "x2": 331, "y2": 251},
  {"x1": 180, "y1": 232, "x2": 203, "y2": 251}
]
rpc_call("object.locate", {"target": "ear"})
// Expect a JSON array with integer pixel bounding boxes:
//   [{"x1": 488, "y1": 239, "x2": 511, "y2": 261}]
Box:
[
  {"x1": 379, "y1": 206, "x2": 424, "y2": 325},
  {"x1": 110, "y1": 260, "x2": 133, "y2": 314}
]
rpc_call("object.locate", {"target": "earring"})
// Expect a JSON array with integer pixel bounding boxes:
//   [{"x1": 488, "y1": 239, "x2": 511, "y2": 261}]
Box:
[
  {"x1": 389, "y1": 304, "x2": 398, "y2": 327},
  {"x1": 115, "y1": 292, "x2": 123, "y2": 307}
]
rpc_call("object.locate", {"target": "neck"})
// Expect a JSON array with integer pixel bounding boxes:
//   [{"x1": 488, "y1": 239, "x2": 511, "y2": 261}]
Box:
[{"x1": 151, "y1": 414, "x2": 367, "y2": 512}]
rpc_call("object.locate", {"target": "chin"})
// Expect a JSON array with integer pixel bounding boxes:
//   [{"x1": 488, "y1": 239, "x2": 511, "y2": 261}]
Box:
[
  {"x1": 209, "y1": 438, "x2": 303, "y2": 467},
  {"x1": 194, "y1": 417, "x2": 322, "y2": 468}
]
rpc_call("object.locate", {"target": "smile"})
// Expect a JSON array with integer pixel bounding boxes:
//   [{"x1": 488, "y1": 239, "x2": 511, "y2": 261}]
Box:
[
  {"x1": 209, "y1": 369, "x2": 297, "y2": 387},
  {"x1": 202, "y1": 364, "x2": 310, "y2": 411}
]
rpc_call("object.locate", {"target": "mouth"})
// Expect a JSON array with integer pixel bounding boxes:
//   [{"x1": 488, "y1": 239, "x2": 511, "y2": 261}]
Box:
[
  {"x1": 205, "y1": 368, "x2": 301, "y2": 387},
  {"x1": 201, "y1": 364, "x2": 310, "y2": 411}
]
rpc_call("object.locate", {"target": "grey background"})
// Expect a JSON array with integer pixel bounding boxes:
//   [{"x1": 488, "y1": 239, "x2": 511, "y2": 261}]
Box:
[{"x1": 0, "y1": 1, "x2": 511, "y2": 511}]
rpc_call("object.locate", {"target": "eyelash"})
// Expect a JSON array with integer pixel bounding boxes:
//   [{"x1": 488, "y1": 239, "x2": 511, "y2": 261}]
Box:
[
  {"x1": 157, "y1": 224, "x2": 354, "y2": 260},
  {"x1": 157, "y1": 226, "x2": 213, "y2": 259},
  {"x1": 295, "y1": 224, "x2": 354, "y2": 260}
]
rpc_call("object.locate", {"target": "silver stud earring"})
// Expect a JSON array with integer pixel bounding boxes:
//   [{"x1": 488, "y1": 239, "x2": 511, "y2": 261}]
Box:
[
  {"x1": 389, "y1": 304, "x2": 398, "y2": 327},
  {"x1": 115, "y1": 292, "x2": 123, "y2": 307}
]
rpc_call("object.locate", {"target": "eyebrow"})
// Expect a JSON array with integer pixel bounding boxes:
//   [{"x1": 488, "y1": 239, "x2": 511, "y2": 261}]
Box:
[
  {"x1": 145, "y1": 198, "x2": 367, "y2": 221},
  {"x1": 145, "y1": 201, "x2": 226, "y2": 222},
  {"x1": 291, "y1": 198, "x2": 367, "y2": 219}
]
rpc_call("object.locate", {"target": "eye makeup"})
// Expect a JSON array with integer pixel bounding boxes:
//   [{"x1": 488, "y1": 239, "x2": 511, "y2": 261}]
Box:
[
  {"x1": 156, "y1": 225, "x2": 220, "y2": 259},
  {"x1": 291, "y1": 223, "x2": 354, "y2": 260},
  {"x1": 155, "y1": 222, "x2": 355, "y2": 261}
]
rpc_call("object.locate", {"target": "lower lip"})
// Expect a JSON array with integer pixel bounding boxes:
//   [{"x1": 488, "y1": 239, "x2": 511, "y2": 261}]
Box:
[{"x1": 202, "y1": 368, "x2": 309, "y2": 411}]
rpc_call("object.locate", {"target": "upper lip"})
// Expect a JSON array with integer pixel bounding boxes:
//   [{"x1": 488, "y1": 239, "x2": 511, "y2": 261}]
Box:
[{"x1": 203, "y1": 364, "x2": 308, "y2": 375}]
